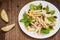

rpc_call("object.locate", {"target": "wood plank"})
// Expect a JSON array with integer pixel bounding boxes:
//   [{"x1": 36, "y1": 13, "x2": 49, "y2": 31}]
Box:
[{"x1": 0, "y1": 0, "x2": 60, "y2": 40}]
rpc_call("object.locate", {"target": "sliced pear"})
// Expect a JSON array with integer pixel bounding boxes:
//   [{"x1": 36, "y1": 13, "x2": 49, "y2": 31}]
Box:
[
  {"x1": 1, "y1": 24, "x2": 15, "y2": 32},
  {"x1": 1, "y1": 9, "x2": 9, "y2": 22}
]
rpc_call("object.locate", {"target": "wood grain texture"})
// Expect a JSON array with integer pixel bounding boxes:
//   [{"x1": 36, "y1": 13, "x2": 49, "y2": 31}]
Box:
[{"x1": 0, "y1": 0, "x2": 60, "y2": 40}]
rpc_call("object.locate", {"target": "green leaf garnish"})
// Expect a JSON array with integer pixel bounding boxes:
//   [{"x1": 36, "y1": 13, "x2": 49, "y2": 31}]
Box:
[
  {"x1": 45, "y1": 5, "x2": 49, "y2": 12},
  {"x1": 41, "y1": 28, "x2": 50, "y2": 34},
  {"x1": 41, "y1": 27, "x2": 53, "y2": 34},
  {"x1": 25, "y1": 22, "x2": 29, "y2": 26},
  {"x1": 30, "y1": 3, "x2": 42, "y2": 10},
  {"x1": 20, "y1": 13, "x2": 32, "y2": 27},
  {"x1": 50, "y1": 10, "x2": 55, "y2": 15},
  {"x1": 30, "y1": 4, "x2": 37, "y2": 10},
  {"x1": 20, "y1": 19, "x2": 24, "y2": 22},
  {"x1": 47, "y1": 17, "x2": 56, "y2": 22},
  {"x1": 37, "y1": 3, "x2": 42, "y2": 10}
]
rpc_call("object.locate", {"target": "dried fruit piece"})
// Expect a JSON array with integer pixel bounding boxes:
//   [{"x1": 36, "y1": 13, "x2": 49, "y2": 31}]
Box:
[
  {"x1": 1, "y1": 9, "x2": 9, "y2": 22},
  {"x1": 1, "y1": 24, "x2": 15, "y2": 32}
]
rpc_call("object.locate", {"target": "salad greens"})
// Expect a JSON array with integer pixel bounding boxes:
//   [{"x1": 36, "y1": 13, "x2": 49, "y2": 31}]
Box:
[
  {"x1": 41, "y1": 27, "x2": 52, "y2": 34},
  {"x1": 20, "y1": 13, "x2": 32, "y2": 26},
  {"x1": 45, "y1": 5, "x2": 49, "y2": 12},
  {"x1": 30, "y1": 3, "x2": 42, "y2": 10},
  {"x1": 37, "y1": 3, "x2": 42, "y2": 10},
  {"x1": 20, "y1": 3, "x2": 56, "y2": 34},
  {"x1": 41, "y1": 23, "x2": 54, "y2": 34},
  {"x1": 50, "y1": 10, "x2": 55, "y2": 15},
  {"x1": 30, "y1": 4, "x2": 37, "y2": 10},
  {"x1": 47, "y1": 17, "x2": 56, "y2": 22}
]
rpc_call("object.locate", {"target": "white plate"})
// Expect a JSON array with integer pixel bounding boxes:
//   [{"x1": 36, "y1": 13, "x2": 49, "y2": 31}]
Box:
[{"x1": 18, "y1": 1, "x2": 60, "y2": 39}]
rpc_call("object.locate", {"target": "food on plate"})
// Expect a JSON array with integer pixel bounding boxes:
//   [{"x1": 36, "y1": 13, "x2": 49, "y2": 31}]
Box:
[
  {"x1": 20, "y1": 3, "x2": 57, "y2": 34},
  {"x1": 1, "y1": 24, "x2": 15, "y2": 32},
  {"x1": 1, "y1": 9, "x2": 9, "y2": 22}
]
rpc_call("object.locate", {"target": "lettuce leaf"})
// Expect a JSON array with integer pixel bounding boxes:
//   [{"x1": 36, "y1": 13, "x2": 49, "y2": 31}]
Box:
[
  {"x1": 30, "y1": 3, "x2": 42, "y2": 10},
  {"x1": 30, "y1": 4, "x2": 37, "y2": 10},
  {"x1": 20, "y1": 13, "x2": 32, "y2": 27},
  {"x1": 41, "y1": 27, "x2": 53, "y2": 34},
  {"x1": 47, "y1": 17, "x2": 56, "y2": 22},
  {"x1": 45, "y1": 5, "x2": 49, "y2": 12},
  {"x1": 50, "y1": 10, "x2": 55, "y2": 15},
  {"x1": 36, "y1": 3, "x2": 42, "y2": 10}
]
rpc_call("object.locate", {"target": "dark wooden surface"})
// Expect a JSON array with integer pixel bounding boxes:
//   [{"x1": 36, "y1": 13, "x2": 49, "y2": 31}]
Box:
[{"x1": 0, "y1": 0, "x2": 60, "y2": 40}]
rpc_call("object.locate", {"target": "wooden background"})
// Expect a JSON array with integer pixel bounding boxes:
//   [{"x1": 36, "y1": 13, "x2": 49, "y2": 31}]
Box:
[{"x1": 0, "y1": 0, "x2": 60, "y2": 40}]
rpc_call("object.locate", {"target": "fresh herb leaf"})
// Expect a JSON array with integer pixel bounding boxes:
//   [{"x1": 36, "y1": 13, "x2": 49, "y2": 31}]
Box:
[
  {"x1": 23, "y1": 13, "x2": 28, "y2": 18},
  {"x1": 20, "y1": 13, "x2": 32, "y2": 27},
  {"x1": 47, "y1": 17, "x2": 56, "y2": 22},
  {"x1": 30, "y1": 3, "x2": 42, "y2": 10},
  {"x1": 45, "y1": 5, "x2": 49, "y2": 12},
  {"x1": 41, "y1": 27, "x2": 53, "y2": 34},
  {"x1": 41, "y1": 28, "x2": 50, "y2": 34},
  {"x1": 30, "y1": 4, "x2": 37, "y2": 10},
  {"x1": 25, "y1": 22, "x2": 29, "y2": 26},
  {"x1": 50, "y1": 10, "x2": 55, "y2": 15},
  {"x1": 37, "y1": 3, "x2": 42, "y2": 10},
  {"x1": 20, "y1": 19, "x2": 24, "y2": 22}
]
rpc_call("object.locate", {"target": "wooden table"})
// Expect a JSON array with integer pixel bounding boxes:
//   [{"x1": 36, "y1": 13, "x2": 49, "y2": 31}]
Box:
[{"x1": 0, "y1": 0, "x2": 60, "y2": 40}]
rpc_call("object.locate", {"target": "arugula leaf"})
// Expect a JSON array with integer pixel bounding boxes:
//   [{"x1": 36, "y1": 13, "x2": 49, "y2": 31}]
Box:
[
  {"x1": 41, "y1": 28, "x2": 50, "y2": 34},
  {"x1": 20, "y1": 13, "x2": 32, "y2": 27},
  {"x1": 30, "y1": 4, "x2": 37, "y2": 10},
  {"x1": 45, "y1": 5, "x2": 49, "y2": 12},
  {"x1": 20, "y1": 19, "x2": 24, "y2": 22},
  {"x1": 37, "y1": 3, "x2": 42, "y2": 10},
  {"x1": 47, "y1": 17, "x2": 56, "y2": 22},
  {"x1": 23, "y1": 13, "x2": 28, "y2": 18},
  {"x1": 50, "y1": 10, "x2": 55, "y2": 15},
  {"x1": 30, "y1": 3, "x2": 42, "y2": 10},
  {"x1": 41, "y1": 27, "x2": 53, "y2": 34},
  {"x1": 25, "y1": 22, "x2": 29, "y2": 26}
]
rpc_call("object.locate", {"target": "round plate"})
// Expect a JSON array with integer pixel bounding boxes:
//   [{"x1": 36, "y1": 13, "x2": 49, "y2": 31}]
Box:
[{"x1": 18, "y1": 1, "x2": 60, "y2": 39}]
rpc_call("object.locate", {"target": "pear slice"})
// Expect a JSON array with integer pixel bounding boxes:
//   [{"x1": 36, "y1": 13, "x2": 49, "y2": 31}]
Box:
[
  {"x1": 1, "y1": 9, "x2": 9, "y2": 22},
  {"x1": 1, "y1": 24, "x2": 15, "y2": 32}
]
